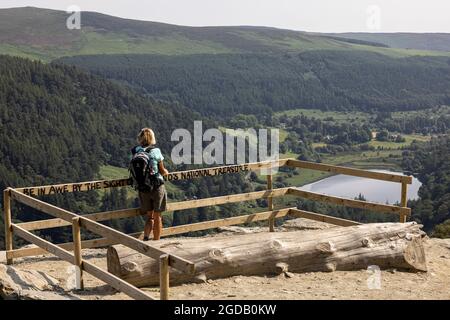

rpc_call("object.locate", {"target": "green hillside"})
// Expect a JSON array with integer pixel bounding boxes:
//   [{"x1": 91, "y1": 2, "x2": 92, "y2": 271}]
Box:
[
  {"x1": 57, "y1": 51, "x2": 450, "y2": 117},
  {"x1": 1, "y1": 7, "x2": 449, "y2": 61},
  {"x1": 328, "y1": 33, "x2": 450, "y2": 52},
  {"x1": 0, "y1": 54, "x2": 262, "y2": 247},
  {"x1": 0, "y1": 54, "x2": 197, "y2": 190},
  {"x1": 0, "y1": 54, "x2": 202, "y2": 246}
]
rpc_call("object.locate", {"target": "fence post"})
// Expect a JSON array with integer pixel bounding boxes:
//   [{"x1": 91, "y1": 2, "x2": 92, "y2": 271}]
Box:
[
  {"x1": 159, "y1": 254, "x2": 169, "y2": 300},
  {"x1": 72, "y1": 217, "x2": 84, "y2": 290},
  {"x1": 400, "y1": 182, "x2": 408, "y2": 223},
  {"x1": 267, "y1": 174, "x2": 274, "y2": 232},
  {"x1": 3, "y1": 188, "x2": 13, "y2": 265}
]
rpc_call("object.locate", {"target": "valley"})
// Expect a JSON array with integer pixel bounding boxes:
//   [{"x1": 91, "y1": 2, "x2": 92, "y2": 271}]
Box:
[{"x1": 0, "y1": 6, "x2": 449, "y2": 252}]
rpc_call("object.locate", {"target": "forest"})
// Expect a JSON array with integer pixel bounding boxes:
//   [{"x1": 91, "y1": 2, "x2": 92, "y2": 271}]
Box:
[
  {"x1": 0, "y1": 55, "x2": 261, "y2": 248},
  {"x1": 403, "y1": 136, "x2": 450, "y2": 237},
  {"x1": 0, "y1": 55, "x2": 199, "y2": 247},
  {"x1": 1, "y1": 51, "x2": 450, "y2": 249},
  {"x1": 57, "y1": 51, "x2": 450, "y2": 117}
]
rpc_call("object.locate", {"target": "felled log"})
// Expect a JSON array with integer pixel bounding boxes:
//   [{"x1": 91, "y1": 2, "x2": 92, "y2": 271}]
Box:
[{"x1": 107, "y1": 222, "x2": 427, "y2": 287}]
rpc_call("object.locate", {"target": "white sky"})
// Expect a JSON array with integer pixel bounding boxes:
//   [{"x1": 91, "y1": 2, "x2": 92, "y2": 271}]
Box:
[{"x1": 1, "y1": 0, "x2": 450, "y2": 33}]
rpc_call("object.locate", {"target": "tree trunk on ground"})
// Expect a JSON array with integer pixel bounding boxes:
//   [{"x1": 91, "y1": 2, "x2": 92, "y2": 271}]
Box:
[{"x1": 107, "y1": 222, "x2": 427, "y2": 287}]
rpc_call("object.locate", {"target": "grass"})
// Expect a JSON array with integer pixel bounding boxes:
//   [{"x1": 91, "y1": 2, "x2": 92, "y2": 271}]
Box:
[
  {"x1": 323, "y1": 149, "x2": 403, "y2": 165},
  {"x1": 275, "y1": 108, "x2": 371, "y2": 124},
  {"x1": 392, "y1": 105, "x2": 450, "y2": 119},
  {"x1": 280, "y1": 151, "x2": 297, "y2": 159},
  {"x1": 98, "y1": 165, "x2": 183, "y2": 200},
  {"x1": 278, "y1": 128, "x2": 289, "y2": 142},
  {"x1": 284, "y1": 169, "x2": 331, "y2": 187},
  {"x1": 349, "y1": 42, "x2": 450, "y2": 58},
  {"x1": 97, "y1": 165, "x2": 135, "y2": 200},
  {"x1": 98, "y1": 165, "x2": 182, "y2": 222},
  {"x1": 363, "y1": 134, "x2": 431, "y2": 149},
  {"x1": 312, "y1": 142, "x2": 327, "y2": 148},
  {"x1": 279, "y1": 149, "x2": 404, "y2": 188},
  {"x1": 276, "y1": 107, "x2": 450, "y2": 129},
  {"x1": 4, "y1": 7, "x2": 450, "y2": 61},
  {"x1": 76, "y1": 32, "x2": 233, "y2": 56},
  {"x1": 238, "y1": 30, "x2": 450, "y2": 58},
  {"x1": 0, "y1": 32, "x2": 234, "y2": 62},
  {"x1": 218, "y1": 126, "x2": 288, "y2": 146},
  {"x1": 276, "y1": 108, "x2": 435, "y2": 152},
  {"x1": 99, "y1": 165, "x2": 128, "y2": 180}
]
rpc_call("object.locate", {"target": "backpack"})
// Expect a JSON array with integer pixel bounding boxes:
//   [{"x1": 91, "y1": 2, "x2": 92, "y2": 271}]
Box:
[{"x1": 129, "y1": 146, "x2": 163, "y2": 192}]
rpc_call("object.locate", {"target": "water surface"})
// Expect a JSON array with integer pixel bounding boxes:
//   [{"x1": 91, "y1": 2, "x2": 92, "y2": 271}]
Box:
[{"x1": 299, "y1": 169, "x2": 421, "y2": 204}]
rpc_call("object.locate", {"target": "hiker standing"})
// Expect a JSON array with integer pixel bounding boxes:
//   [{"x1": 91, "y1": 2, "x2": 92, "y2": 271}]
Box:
[{"x1": 130, "y1": 128, "x2": 169, "y2": 241}]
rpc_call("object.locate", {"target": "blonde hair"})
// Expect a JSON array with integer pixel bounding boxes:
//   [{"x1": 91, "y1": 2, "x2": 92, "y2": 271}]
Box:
[{"x1": 137, "y1": 128, "x2": 156, "y2": 147}]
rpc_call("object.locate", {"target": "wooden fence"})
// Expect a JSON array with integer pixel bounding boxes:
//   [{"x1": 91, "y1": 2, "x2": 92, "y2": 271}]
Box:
[{"x1": 3, "y1": 158, "x2": 412, "y2": 299}]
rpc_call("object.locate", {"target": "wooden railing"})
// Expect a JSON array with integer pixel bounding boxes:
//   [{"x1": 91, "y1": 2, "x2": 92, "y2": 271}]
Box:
[
  {"x1": 3, "y1": 188, "x2": 195, "y2": 300},
  {"x1": 3, "y1": 158, "x2": 412, "y2": 299}
]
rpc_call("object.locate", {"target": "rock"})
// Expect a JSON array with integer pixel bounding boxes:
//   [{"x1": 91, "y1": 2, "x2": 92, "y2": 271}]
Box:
[
  {"x1": 0, "y1": 251, "x2": 6, "y2": 264},
  {"x1": 285, "y1": 272, "x2": 295, "y2": 278},
  {"x1": 0, "y1": 264, "x2": 76, "y2": 300},
  {"x1": 389, "y1": 269, "x2": 397, "y2": 274}
]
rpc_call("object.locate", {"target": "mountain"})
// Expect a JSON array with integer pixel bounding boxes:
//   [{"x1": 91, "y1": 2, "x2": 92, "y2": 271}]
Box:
[
  {"x1": 328, "y1": 33, "x2": 450, "y2": 52},
  {"x1": 0, "y1": 54, "x2": 196, "y2": 191},
  {"x1": 0, "y1": 53, "x2": 203, "y2": 247},
  {"x1": 57, "y1": 51, "x2": 450, "y2": 116},
  {"x1": 1, "y1": 7, "x2": 448, "y2": 61}
]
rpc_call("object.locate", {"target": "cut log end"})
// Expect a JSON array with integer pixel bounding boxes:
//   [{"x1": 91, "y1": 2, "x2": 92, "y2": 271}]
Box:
[{"x1": 404, "y1": 237, "x2": 427, "y2": 272}]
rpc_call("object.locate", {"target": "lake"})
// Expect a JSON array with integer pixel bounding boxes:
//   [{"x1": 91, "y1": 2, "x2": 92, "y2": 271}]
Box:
[{"x1": 299, "y1": 169, "x2": 421, "y2": 204}]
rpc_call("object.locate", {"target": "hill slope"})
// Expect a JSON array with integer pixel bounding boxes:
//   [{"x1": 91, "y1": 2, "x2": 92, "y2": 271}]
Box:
[
  {"x1": 0, "y1": 54, "x2": 194, "y2": 188},
  {"x1": 57, "y1": 51, "x2": 450, "y2": 116},
  {"x1": 1, "y1": 7, "x2": 448, "y2": 61},
  {"x1": 329, "y1": 33, "x2": 450, "y2": 52},
  {"x1": 0, "y1": 54, "x2": 197, "y2": 247}
]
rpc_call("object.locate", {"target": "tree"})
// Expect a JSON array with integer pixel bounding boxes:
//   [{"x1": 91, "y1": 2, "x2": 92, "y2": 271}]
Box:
[{"x1": 376, "y1": 130, "x2": 389, "y2": 141}]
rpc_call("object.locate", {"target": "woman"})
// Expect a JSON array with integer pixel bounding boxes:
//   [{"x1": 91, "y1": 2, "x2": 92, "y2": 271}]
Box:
[{"x1": 134, "y1": 128, "x2": 169, "y2": 241}]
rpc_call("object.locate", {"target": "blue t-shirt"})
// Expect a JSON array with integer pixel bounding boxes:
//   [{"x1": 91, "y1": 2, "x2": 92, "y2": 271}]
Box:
[{"x1": 131, "y1": 145, "x2": 165, "y2": 181}]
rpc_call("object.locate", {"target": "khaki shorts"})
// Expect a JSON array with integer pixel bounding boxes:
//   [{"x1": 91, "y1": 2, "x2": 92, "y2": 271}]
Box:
[{"x1": 138, "y1": 184, "x2": 167, "y2": 213}]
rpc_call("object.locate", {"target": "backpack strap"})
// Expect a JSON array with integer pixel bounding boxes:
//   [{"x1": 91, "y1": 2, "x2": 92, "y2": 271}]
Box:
[{"x1": 144, "y1": 145, "x2": 157, "y2": 153}]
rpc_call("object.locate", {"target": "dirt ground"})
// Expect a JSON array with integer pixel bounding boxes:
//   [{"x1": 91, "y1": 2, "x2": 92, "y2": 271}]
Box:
[{"x1": 4, "y1": 221, "x2": 450, "y2": 300}]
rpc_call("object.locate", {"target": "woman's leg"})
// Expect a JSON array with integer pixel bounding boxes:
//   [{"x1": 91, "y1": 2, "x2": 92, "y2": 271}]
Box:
[
  {"x1": 152, "y1": 184, "x2": 167, "y2": 240},
  {"x1": 152, "y1": 211, "x2": 162, "y2": 240},
  {"x1": 144, "y1": 211, "x2": 154, "y2": 240},
  {"x1": 139, "y1": 191, "x2": 154, "y2": 241}
]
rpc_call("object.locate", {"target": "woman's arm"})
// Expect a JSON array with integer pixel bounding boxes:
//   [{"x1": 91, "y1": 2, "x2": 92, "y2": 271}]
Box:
[{"x1": 158, "y1": 161, "x2": 169, "y2": 176}]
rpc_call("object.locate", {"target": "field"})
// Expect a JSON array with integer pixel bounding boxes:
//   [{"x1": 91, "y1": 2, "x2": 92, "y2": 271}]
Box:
[
  {"x1": 311, "y1": 134, "x2": 431, "y2": 151},
  {"x1": 98, "y1": 107, "x2": 441, "y2": 221},
  {"x1": 366, "y1": 134, "x2": 431, "y2": 149},
  {"x1": 98, "y1": 165, "x2": 183, "y2": 199},
  {"x1": 392, "y1": 105, "x2": 450, "y2": 120},
  {"x1": 275, "y1": 108, "x2": 371, "y2": 124}
]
